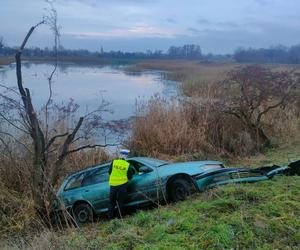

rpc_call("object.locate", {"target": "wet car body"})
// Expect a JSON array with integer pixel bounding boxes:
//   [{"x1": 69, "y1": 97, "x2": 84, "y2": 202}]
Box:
[{"x1": 54, "y1": 157, "x2": 300, "y2": 223}]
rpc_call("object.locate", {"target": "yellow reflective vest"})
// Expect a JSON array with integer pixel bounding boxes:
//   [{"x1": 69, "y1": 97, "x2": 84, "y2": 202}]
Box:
[{"x1": 109, "y1": 159, "x2": 130, "y2": 186}]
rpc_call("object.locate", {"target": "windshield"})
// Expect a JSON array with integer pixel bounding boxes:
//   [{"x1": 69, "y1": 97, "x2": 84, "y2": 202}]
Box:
[{"x1": 140, "y1": 158, "x2": 168, "y2": 167}]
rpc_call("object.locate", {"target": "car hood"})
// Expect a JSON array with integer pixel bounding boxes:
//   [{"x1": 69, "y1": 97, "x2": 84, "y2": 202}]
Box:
[
  {"x1": 164, "y1": 160, "x2": 223, "y2": 168},
  {"x1": 157, "y1": 160, "x2": 223, "y2": 176}
]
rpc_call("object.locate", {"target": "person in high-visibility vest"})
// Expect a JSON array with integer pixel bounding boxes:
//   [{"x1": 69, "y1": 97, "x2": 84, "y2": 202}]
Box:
[{"x1": 108, "y1": 149, "x2": 134, "y2": 219}]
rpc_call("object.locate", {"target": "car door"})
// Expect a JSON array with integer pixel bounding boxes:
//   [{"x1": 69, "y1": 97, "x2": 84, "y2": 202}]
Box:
[
  {"x1": 81, "y1": 165, "x2": 110, "y2": 212},
  {"x1": 127, "y1": 161, "x2": 160, "y2": 204}
]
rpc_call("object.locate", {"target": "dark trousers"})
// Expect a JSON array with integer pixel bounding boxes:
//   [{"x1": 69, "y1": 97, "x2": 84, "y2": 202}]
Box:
[{"x1": 108, "y1": 183, "x2": 128, "y2": 220}]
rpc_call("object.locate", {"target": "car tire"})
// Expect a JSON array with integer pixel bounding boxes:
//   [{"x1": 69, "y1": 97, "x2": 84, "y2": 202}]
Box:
[
  {"x1": 73, "y1": 203, "x2": 93, "y2": 225},
  {"x1": 169, "y1": 178, "x2": 193, "y2": 202}
]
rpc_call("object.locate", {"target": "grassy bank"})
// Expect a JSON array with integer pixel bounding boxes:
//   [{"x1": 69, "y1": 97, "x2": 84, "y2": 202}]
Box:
[
  {"x1": 126, "y1": 60, "x2": 238, "y2": 83},
  {"x1": 126, "y1": 60, "x2": 300, "y2": 94},
  {"x1": 225, "y1": 139, "x2": 300, "y2": 167},
  {"x1": 61, "y1": 176, "x2": 300, "y2": 249},
  {"x1": 170, "y1": 139, "x2": 300, "y2": 169},
  {"x1": 4, "y1": 176, "x2": 299, "y2": 249},
  {"x1": 2, "y1": 142, "x2": 299, "y2": 249}
]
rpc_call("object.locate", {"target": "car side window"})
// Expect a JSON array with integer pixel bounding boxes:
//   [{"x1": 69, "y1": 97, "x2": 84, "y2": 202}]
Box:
[
  {"x1": 127, "y1": 160, "x2": 146, "y2": 173},
  {"x1": 64, "y1": 172, "x2": 85, "y2": 191},
  {"x1": 81, "y1": 167, "x2": 109, "y2": 187}
]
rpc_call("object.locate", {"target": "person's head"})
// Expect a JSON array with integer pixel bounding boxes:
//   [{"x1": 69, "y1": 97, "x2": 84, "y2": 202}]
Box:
[{"x1": 119, "y1": 149, "x2": 130, "y2": 159}]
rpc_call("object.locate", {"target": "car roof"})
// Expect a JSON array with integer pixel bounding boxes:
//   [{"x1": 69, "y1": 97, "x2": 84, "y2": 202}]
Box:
[
  {"x1": 127, "y1": 157, "x2": 168, "y2": 167},
  {"x1": 65, "y1": 157, "x2": 164, "y2": 178},
  {"x1": 66, "y1": 162, "x2": 109, "y2": 179},
  {"x1": 65, "y1": 157, "x2": 223, "y2": 179}
]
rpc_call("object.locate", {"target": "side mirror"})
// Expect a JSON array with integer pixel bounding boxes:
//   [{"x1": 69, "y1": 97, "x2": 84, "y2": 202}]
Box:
[{"x1": 139, "y1": 166, "x2": 152, "y2": 173}]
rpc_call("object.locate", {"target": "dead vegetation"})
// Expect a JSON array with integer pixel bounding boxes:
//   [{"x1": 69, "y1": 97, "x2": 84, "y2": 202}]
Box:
[
  {"x1": 0, "y1": 4, "x2": 116, "y2": 238},
  {"x1": 127, "y1": 64, "x2": 300, "y2": 160},
  {"x1": 126, "y1": 60, "x2": 237, "y2": 82},
  {"x1": 1, "y1": 26, "x2": 300, "y2": 244},
  {"x1": 0, "y1": 56, "x2": 14, "y2": 66}
]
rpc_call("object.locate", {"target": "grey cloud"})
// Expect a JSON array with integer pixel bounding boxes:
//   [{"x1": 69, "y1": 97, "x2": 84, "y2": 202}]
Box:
[
  {"x1": 1, "y1": 0, "x2": 300, "y2": 54},
  {"x1": 253, "y1": 0, "x2": 271, "y2": 6},
  {"x1": 166, "y1": 18, "x2": 176, "y2": 23},
  {"x1": 216, "y1": 21, "x2": 239, "y2": 28},
  {"x1": 194, "y1": 19, "x2": 239, "y2": 32},
  {"x1": 197, "y1": 18, "x2": 211, "y2": 25},
  {"x1": 70, "y1": 0, "x2": 155, "y2": 7},
  {"x1": 187, "y1": 27, "x2": 200, "y2": 34}
]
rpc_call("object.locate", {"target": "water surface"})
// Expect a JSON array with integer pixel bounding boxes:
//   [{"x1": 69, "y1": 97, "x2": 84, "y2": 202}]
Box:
[{"x1": 0, "y1": 62, "x2": 178, "y2": 121}]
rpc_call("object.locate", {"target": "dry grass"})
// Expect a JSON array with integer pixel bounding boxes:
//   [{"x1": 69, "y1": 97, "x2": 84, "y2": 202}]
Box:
[
  {"x1": 0, "y1": 182, "x2": 41, "y2": 238},
  {"x1": 127, "y1": 62, "x2": 300, "y2": 160},
  {"x1": 128, "y1": 96, "x2": 208, "y2": 157},
  {"x1": 127, "y1": 94, "x2": 260, "y2": 159},
  {"x1": 0, "y1": 56, "x2": 14, "y2": 66},
  {"x1": 0, "y1": 144, "x2": 110, "y2": 238},
  {"x1": 126, "y1": 60, "x2": 238, "y2": 82}
]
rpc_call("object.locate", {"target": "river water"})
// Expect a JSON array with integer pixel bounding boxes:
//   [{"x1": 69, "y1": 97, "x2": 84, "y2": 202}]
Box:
[{"x1": 0, "y1": 62, "x2": 178, "y2": 147}]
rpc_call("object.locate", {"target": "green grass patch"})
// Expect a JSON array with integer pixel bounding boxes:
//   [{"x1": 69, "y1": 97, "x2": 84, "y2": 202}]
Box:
[
  {"x1": 38, "y1": 176, "x2": 300, "y2": 249},
  {"x1": 219, "y1": 139, "x2": 300, "y2": 168}
]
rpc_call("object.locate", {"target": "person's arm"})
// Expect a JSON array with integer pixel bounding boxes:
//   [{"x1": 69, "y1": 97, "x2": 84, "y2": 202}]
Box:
[
  {"x1": 127, "y1": 166, "x2": 135, "y2": 180},
  {"x1": 108, "y1": 161, "x2": 113, "y2": 175}
]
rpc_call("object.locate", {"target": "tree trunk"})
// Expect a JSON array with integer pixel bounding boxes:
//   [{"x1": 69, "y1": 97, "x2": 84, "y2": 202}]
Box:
[
  {"x1": 31, "y1": 135, "x2": 48, "y2": 217},
  {"x1": 15, "y1": 23, "x2": 49, "y2": 219},
  {"x1": 249, "y1": 124, "x2": 271, "y2": 150}
]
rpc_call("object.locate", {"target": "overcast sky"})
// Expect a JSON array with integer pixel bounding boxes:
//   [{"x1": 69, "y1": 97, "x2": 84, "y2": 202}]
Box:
[{"x1": 1, "y1": 0, "x2": 300, "y2": 53}]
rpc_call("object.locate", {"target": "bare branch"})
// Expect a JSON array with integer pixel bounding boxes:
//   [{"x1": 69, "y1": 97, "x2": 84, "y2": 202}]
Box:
[
  {"x1": 0, "y1": 84, "x2": 21, "y2": 96},
  {"x1": 0, "y1": 136, "x2": 13, "y2": 160},
  {"x1": 0, "y1": 93, "x2": 25, "y2": 111},
  {"x1": 19, "y1": 21, "x2": 45, "y2": 52},
  {"x1": 256, "y1": 99, "x2": 286, "y2": 125},
  {"x1": 50, "y1": 117, "x2": 84, "y2": 187},
  {"x1": 0, "y1": 113, "x2": 29, "y2": 134},
  {"x1": 45, "y1": 132, "x2": 68, "y2": 151},
  {"x1": 66, "y1": 143, "x2": 117, "y2": 155},
  {"x1": 0, "y1": 131, "x2": 32, "y2": 152},
  {"x1": 16, "y1": 21, "x2": 45, "y2": 109},
  {"x1": 44, "y1": 2, "x2": 61, "y2": 141},
  {"x1": 56, "y1": 117, "x2": 84, "y2": 160}
]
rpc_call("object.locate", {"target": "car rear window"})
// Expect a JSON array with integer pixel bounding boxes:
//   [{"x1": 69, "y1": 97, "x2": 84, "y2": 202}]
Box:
[
  {"x1": 64, "y1": 165, "x2": 110, "y2": 190},
  {"x1": 81, "y1": 166, "x2": 109, "y2": 187}
]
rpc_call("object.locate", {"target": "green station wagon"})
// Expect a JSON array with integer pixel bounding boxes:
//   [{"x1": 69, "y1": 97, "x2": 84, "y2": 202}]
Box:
[{"x1": 54, "y1": 157, "x2": 299, "y2": 224}]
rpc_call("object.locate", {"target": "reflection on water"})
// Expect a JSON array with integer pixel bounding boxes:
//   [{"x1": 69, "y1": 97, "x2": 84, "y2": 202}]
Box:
[{"x1": 0, "y1": 62, "x2": 178, "y2": 121}]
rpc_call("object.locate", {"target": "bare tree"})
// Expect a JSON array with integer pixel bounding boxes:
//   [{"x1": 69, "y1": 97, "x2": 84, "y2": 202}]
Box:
[
  {"x1": 0, "y1": 6, "x2": 117, "y2": 220},
  {"x1": 219, "y1": 65, "x2": 300, "y2": 150}
]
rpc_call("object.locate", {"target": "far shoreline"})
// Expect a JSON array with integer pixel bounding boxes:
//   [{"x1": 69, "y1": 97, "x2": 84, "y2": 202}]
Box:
[
  {"x1": 0, "y1": 55, "x2": 145, "y2": 67},
  {"x1": 0, "y1": 56, "x2": 14, "y2": 67}
]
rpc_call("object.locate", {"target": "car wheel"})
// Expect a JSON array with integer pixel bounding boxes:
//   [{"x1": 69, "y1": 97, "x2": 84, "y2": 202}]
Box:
[
  {"x1": 169, "y1": 178, "x2": 193, "y2": 202},
  {"x1": 73, "y1": 203, "x2": 93, "y2": 225}
]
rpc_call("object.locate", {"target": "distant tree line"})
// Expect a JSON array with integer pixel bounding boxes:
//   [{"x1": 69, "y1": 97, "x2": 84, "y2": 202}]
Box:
[
  {"x1": 167, "y1": 44, "x2": 202, "y2": 59},
  {"x1": 2, "y1": 34, "x2": 300, "y2": 64},
  {"x1": 234, "y1": 45, "x2": 300, "y2": 64},
  {"x1": 0, "y1": 38, "x2": 223, "y2": 60},
  {"x1": 0, "y1": 42, "x2": 204, "y2": 60}
]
